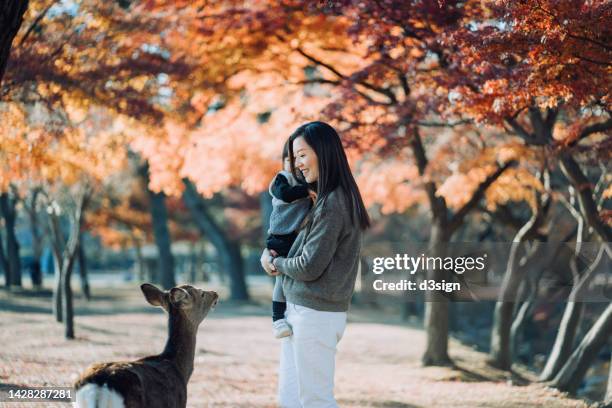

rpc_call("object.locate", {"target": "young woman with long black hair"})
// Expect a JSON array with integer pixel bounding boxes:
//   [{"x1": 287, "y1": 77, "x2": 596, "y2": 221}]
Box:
[{"x1": 261, "y1": 121, "x2": 370, "y2": 407}]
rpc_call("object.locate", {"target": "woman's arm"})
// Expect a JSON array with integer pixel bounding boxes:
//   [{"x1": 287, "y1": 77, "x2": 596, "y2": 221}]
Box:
[{"x1": 272, "y1": 202, "x2": 343, "y2": 282}]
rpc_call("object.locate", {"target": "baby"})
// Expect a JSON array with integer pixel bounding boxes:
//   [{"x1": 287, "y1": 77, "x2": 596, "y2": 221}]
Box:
[{"x1": 266, "y1": 140, "x2": 313, "y2": 338}]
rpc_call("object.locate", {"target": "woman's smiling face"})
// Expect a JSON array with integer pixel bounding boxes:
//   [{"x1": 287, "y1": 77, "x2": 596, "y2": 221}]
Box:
[{"x1": 293, "y1": 136, "x2": 319, "y2": 183}]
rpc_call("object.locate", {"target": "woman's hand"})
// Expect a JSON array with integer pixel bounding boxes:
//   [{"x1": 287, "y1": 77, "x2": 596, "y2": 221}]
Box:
[{"x1": 260, "y1": 248, "x2": 280, "y2": 276}]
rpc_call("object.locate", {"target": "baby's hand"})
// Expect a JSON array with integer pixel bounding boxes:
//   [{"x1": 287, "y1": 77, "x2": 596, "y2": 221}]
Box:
[
  {"x1": 308, "y1": 190, "x2": 317, "y2": 202},
  {"x1": 270, "y1": 249, "x2": 279, "y2": 258}
]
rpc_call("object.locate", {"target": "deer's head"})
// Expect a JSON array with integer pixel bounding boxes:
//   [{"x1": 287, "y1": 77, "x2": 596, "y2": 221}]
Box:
[{"x1": 141, "y1": 283, "x2": 219, "y2": 327}]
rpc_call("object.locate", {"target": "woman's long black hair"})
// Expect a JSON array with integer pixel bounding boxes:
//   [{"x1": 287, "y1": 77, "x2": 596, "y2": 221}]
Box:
[{"x1": 288, "y1": 121, "x2": 370, "y2": 230}]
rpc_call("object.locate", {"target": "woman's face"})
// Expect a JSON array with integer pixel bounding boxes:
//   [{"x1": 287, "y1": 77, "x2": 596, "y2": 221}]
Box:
[{"x1": 293, "y1": 136, "x2": 319, "y2": 183}]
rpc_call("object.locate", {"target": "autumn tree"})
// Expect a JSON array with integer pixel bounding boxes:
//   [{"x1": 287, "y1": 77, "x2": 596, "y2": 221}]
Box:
[
  {"x1": 4, "y1": 0, "x2": 299, "y2": 300},
  {"x1": 446, "y1": 0, "x2": 611, "y2": 240},
  {"x1": 1, "y1": 0, "x2": 220, "y2": 294},
  {"x1": 122, "y1": 0, "x2": 555, "y2": 367},
  {"x1": 183, "y1": 0, "x2": 521, "y2": 366},
  {"x1": 0, "y1": 91, "x2": 132, "y2": 337},
  {"x1": 444, "y1": 0, "x2": 611, "y2": 385}
]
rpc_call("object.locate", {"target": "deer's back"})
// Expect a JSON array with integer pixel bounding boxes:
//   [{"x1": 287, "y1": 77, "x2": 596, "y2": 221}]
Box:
[{"x1": 75, "y1": 358, "x2": 187, "y2": 408}]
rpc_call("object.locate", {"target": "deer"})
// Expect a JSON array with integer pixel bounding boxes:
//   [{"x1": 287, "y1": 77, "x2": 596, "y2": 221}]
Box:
[{"x1": 74, "y1": 283, "x2": 219, "y2": 408}]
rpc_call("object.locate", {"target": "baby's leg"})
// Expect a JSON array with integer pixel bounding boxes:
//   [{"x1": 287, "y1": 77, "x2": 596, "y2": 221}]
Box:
[
  {"x1": 272, "y1": 276, "x2": 287, "y2": 321},
  {"x1": 273, "y1": 275, "x2": 286, "y2": 302}
]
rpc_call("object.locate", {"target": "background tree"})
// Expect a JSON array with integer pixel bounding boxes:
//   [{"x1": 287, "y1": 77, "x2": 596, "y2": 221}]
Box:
[
  {"x1": 163, "y1": 0, "x2": 519, "y2": 366},
  {"x1": 445, "y1": 0, "x2": 611, "y2": 375}
]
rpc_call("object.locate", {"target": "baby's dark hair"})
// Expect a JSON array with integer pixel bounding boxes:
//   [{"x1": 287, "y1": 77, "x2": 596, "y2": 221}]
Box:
[{"x1": 282, "y1": 139, "x2": 290, "y2": 160}]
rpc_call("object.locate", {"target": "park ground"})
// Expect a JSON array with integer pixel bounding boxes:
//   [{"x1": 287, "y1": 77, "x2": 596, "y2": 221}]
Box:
[{"x1": 0, "y1": 276, "x2": 596, "y2": 408}]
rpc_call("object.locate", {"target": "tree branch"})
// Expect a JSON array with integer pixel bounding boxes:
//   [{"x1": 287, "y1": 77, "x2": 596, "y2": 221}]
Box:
[
  {"x1": 416, "y1": 119, "x2": 471, "y2": 128},
  {"x1": 544, "y1": 107, "x2": 559, "y2": 129},
  {"x1": 559, "y1": 154, "x2": 612, "y2": 241},
  {"x1": 448, "y1": 160, "x2": 517, "y2": 234},
  {"x1": 18, "y1": 1, "x2": 57, "y2": 47},
  {"x1": 569, "y1": 118, "x2": 612, "y2": 147},
  {"x1": 397, "y1": 71, "x2": 410, "y2": 98},
  {"x1": 295, "y1": 46, "x2": 346, "y2": 80},
  {"x1": 410, "y1": 127, "x2": 446, "y2": 220},
  {"x1": 289, "y1": 78, "x2": 342, "y2": 86},
  {"x1": 573, "y1": 53, "x2": 612, "y2": 67},
  {"x1": 505, "y1": 117, "x2": 540, "y2": 144},
  {"x1": 528, "y1": 107, "x2": 553, "y2": 144},
  {"x1": 295, "y1": 46, "x2": 398, "y2": 105}
]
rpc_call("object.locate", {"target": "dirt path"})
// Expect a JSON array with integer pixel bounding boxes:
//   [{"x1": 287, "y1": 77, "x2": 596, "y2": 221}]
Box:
[{"x1": 0, "y1": 283, "x2": 592, "y2": 407}]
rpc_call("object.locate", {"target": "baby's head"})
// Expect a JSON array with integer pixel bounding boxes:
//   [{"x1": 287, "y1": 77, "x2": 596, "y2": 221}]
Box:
[{"x1": 282, "y1": 139, "x2": 291, "y2": 173}]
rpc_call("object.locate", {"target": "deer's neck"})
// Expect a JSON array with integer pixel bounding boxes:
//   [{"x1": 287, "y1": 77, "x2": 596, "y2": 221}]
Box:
[{"x1": 162, "y1": 310, "x2": 197, "y2": 382}]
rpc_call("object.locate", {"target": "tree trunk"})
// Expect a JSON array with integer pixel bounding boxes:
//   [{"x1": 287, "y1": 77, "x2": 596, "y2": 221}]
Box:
[
  {"x1": 77, "y1": 238, "x2": 90, "y2": 300},
  {"x1": 0, "y1": 192, "x2": 22, "y2": 287},
  {"x1": 140, "y1": 163, "x2": 175, "y2": 289},
  {"x1": 410, "y1": 126, "x2": 514, "y2": 367},
  {"x1": 56, "y1": 233, "x2": 82, "y2": 339},
  {"x1": 410, "y1": 127, "x2": 452, "y2": 367},
  {"x1": 52, "y1": 254, "x2": 63, "y2": 322},
  {"x1": 48, "y1": 209, "x2": 64, "y2": 321},
  {"x1": 509, "y1": 247, "x2": 551, "y2": 359},
  {"x1": 550, "y1": 303, "x2": 612, "y2": 393},
  {"x1": 182, "y1": 179, "x2": 249, "y2": 300},
  {"x1": 489, "y1": 239, "x2": 549, "y2": 370},
  {"x1": 225, "y1": 240, "x2": 248, "y2": 300},
  {"x1": 62, "y1": 252, "x2": 78, "y2": 339},
  {"x1": 510, "y1": 298, "x2": 535, "y2": 362},
  {"x1": 61, "y1": 191, "x2": 89, "y2": 339},
  {"x1": 61, "y1": 233, "x2": 83, "y2": 339},
  {"x1": 147, "y1": 189, "x2": 176, "y2": 289},
  {"x1": 489, "y1": 179, "x2": 550, "y2": 371},
  {"x1": 422, "y1": 224, "x2": 452, "y2": 366},
  {"x1": 423, "y1": 291, "x2": 451, "y2": 365},
  {"x1": 47, "y1": 186, "x2": 89, "y2": 336},
  {"x1": 0, "y1": 232, "x2": 10, "y2": 287},
  {"x1": 490, "y1": 240, "x2": 522, "y2": 370},
  {"x1": 26, "y1": 189, "x2": 43, "y2": 288},
  {"x1": 540, "y1": 243, "x2": 606, "y2": 381},
  {"x1": 540, "y1": 302, "x2": 584, "y2": 380},
  {"x1": 0, "y1": 0, "x2": 29, "y2": 87},
  {"x1": 30, "y1": 259, "x2": 42, "y2": 289}
]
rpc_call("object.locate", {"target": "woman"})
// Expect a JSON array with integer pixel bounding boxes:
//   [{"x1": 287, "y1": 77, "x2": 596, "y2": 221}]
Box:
[{"x1": 261, "y1": 121, "x2": 370, "y2": 407}]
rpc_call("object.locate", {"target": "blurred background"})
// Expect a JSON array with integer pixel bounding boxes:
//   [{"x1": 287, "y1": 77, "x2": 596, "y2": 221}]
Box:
[{"x1": 0, "y1": 0, "x2": 610, "y2": 406}]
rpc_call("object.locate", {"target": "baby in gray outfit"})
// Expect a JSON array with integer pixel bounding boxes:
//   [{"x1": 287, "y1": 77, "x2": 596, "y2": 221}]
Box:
[{"x1": 266, "y1": 141, "x2": 312, "y2": 338}]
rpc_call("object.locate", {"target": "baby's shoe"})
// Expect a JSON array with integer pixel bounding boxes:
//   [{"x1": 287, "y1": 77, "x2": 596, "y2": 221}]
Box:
[{"x1": 273, "y1": 319, "x2": 292, "y2": 339}]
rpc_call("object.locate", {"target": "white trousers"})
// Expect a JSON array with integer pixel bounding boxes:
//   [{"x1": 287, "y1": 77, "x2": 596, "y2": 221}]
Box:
[{"x1": 278, "y1": 302, "x2": 347, "y2": 408}]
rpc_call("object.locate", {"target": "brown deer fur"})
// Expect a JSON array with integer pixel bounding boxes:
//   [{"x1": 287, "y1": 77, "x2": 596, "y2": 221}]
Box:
[{"x1": 74, "y1": 284, "x2": 218, "y2": 408}]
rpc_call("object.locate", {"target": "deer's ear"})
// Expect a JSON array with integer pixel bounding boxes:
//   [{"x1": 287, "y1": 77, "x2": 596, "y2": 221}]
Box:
[
  {"x1": 141, "y1": 283, "x2": 165, "y2": 307},
  {"x1": 169, "y1": 287, "x2": 191, "y2": 308}
]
